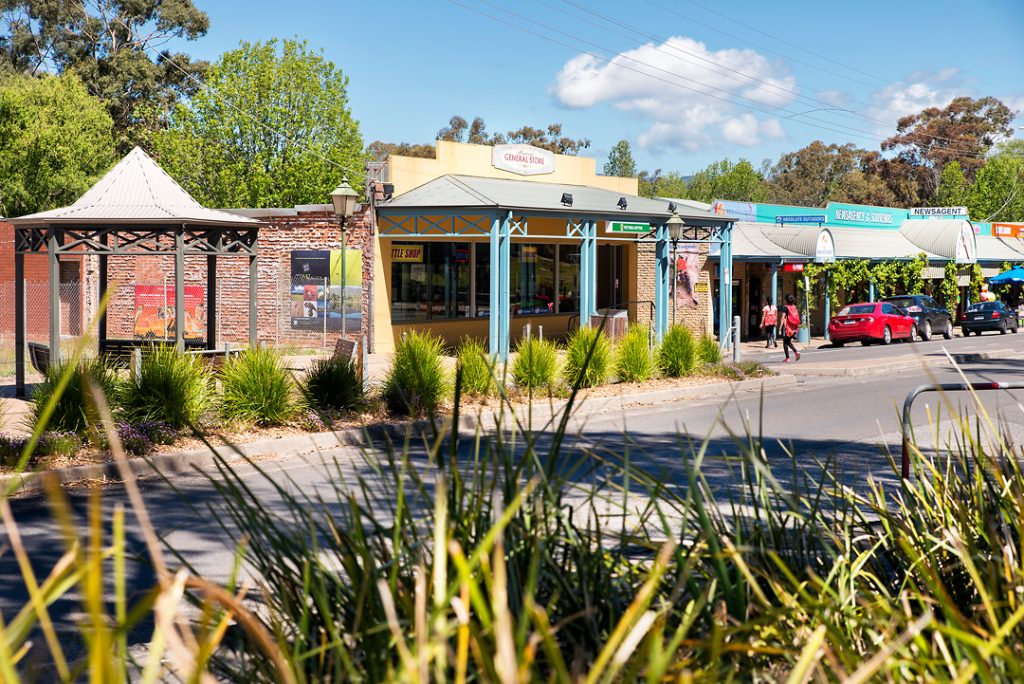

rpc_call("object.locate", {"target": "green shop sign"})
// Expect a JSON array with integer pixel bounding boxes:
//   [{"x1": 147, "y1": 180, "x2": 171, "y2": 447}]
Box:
[{"x1": 607, "y1": 221, "x2": 650, "y2": 233}]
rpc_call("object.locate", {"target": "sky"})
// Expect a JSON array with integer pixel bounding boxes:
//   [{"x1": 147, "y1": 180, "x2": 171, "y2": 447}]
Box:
[{"x1": 185, "y1": 0, "x2": 1024, "y2": 175}]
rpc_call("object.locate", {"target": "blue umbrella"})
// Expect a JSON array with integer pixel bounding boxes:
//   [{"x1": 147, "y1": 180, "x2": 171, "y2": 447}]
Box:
[{"x1": 989, "y1": 265, "x2": 1024, "y2": 284}]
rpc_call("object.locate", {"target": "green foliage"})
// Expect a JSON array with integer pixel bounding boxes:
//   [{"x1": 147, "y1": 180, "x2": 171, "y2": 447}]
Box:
[
  {"x1": 36, "y1": 431, "x2": 82, "y2": 459},
  {"x1": 697, "y1": 333, "x2": 722, "y2": 365},
  {"x1": 220, "y1": 347, "x2": 296, "y2": 426},
  {"x1": 30, "y1": 358, "x2": 117, "y2": 433},
  {"x1": 0, "y1": 0, "x2": 209, "y2": 148},
  {"x1": 638, "y1": 168, "x2": 687, "y2": 199},
  {"x1": 603, "y1": 139, "x2": 637, "y2": 177},
  {"x1": 117, "y1": 347, "x2": 213, "y2": 429},
  {"x1": 657, "y1": 324, "x2": 698, "y2": 378},
  {"x1": 970, "y1": 263, "x2": 985, "y2": 301},
  {"x1": 300, "y1": 355, "x2": 364, "y2": 412},
  {"x1": 615, "y1": 324, "x2": 655, "y2": 382},
  {"x1": 934, "y1": 160, "x2": 970, "y2": 209},
  {"x1": 0, "y1": 73, "x2": 116, "y2": 217},
  {"x1": 511, "y1": 337, "x2": 559, "y2": 391},
  {"x1": 382, "y1": 331, "x2": 449, "y2": 415},
  {"x1": 563, "y1": 327, "x2": 612, "y2": 389},
  {"x1": 767, "y1": 141, "x2": 895, "y2": 207},
  {"x1": 455, "y1": 338, "x2": 496, "y2": 397},
  {"x1": 969, "y1": 143, "x2": 1024, "y2": 222},
  {"x1": 155, "y1": 38, "x2": 365, "y2": 208},
  {"x1": 684, "y1": 158, "x2": 769, "y2": 203},
  {"x1": 940, "y1": 261, "x2": 961, "y2": 309}
]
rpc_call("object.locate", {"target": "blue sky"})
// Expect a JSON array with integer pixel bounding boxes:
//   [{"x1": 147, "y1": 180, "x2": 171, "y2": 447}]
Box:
[{"x1": 188, "y1": 0, "x2": 1024, "y2": 174}]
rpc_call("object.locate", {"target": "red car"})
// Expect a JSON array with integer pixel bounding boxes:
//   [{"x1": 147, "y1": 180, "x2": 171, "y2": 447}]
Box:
[{"x1": 828, "y1": 301, "x2": 917, "y2": 346}]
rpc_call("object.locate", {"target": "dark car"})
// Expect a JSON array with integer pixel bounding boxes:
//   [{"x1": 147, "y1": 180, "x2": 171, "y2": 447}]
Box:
[
  {"x1": 960, "y1": 301, "x2": 1019, "y2": 336},
  {"x1": 881, "y1": 294, "x2": 953, "y2": 341}
]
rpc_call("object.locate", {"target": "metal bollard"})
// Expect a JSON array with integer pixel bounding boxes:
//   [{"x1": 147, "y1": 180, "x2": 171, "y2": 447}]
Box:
[
  {"x1": 732, "y1": 315, "x2": 741, "y2": 363},
  {"x1": 132, "y1": 348, "x2": 142, "y2": 386},
  {"x1": 538, "y1": 325, "x2": 543, "y2": 340},
  {"x1": 523, "y1": 322, "x2": 531, "y2": 341}
]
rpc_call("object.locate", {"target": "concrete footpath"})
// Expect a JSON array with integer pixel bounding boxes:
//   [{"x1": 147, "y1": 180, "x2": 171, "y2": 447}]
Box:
[{"x1": 0, "y1": 374, "x2": 795, "y2": 495}]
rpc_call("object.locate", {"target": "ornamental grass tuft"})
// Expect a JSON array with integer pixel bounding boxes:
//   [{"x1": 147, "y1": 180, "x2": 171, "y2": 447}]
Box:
[
  {"x1": 697, "y1": 332, "x2": 722, "y2": 365},
  {"x1": 615, "y1": 323, "x2": 655, "y2": 382},
  {"x1": 455, "y1": 338, "x2": 496, "y2": 397},
  {"x1": 657, "y1": 324, "x2": 698, "y2": 378},
  {"x1": 30, "y1": 357, "x2": 117, "y2": 434},
  {"x1": 117, "y1": 346, "x2": 213, "y2": 429},
  {"x1": 510, "y1": 337, "x2": 559, "y2": 391},
  {"x1": 382, "y1": 331, "x2": 449, "y2": 416},
  {"x1": 301, "y1": 354, "x2": 363, "y2": 413},
  {"x1": 220, "y1": 347, "x2": 296, "y2": 426},
  {"x1": 562, "y1": 326, "x2": 611, "y2": 389}
]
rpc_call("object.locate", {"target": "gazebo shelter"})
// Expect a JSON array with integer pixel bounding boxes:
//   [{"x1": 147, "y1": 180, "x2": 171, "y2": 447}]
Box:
[{"x1": 9, "y1": 147, "x2": 260, "y2": 397}]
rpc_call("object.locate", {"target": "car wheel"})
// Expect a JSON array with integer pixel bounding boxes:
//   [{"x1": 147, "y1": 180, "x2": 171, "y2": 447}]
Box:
[
  {"x1": 943, "y1": 320, "x2": 954, "y2": 339},
  {"x1": 922, "y1": 320, "x2": 932, "y2": 341},
  {"x1": 1001, "y1": 322, "x2": 1008, "y2": 335},
  {"x1": 882, "y1": 325, "x2": 892, "y2": 345},
  {"x1": 906, "y1": 325, "x2": 917, "y2": 343},
  {"x1": 962, "y1": 328, "x2": 969, "y2": 337}
]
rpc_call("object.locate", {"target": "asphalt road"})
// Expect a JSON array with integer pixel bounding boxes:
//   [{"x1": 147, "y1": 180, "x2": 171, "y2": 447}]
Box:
[{"x1": 3, "y1": 329, "x2": 1024, "y2": 671}]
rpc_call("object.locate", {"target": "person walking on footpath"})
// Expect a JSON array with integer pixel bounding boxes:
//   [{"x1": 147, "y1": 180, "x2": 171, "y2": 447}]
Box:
[
  {"x1": 760, "y1": 297, "x2": 777, "y2": 348},
  {"x1": 781, "y1": 294, "x2": 801, "y2": 362}
]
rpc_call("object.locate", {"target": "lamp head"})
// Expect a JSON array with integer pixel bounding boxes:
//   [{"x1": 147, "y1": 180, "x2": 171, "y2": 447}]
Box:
[
  {"x1": 666, "y1": 213, "x2": 684, "y2": 241},
  {"x1": 331, "y1": 178, "x2": 358, "y2": 218}
]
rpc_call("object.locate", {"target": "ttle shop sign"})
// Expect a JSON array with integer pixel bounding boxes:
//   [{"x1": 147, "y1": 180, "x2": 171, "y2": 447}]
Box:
[
  {"x1": 491, "y1": 144, "x2": 555, "y2": 176},
  {"x1": 391, "y1": 245, "x2": 424, "y2": 263}
]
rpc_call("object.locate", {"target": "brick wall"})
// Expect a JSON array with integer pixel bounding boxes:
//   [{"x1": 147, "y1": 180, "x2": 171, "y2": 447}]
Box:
[
  {"x1": 633, "y1": 241, "x2": 711, "y2": 336},
  {"x1": 100, "y1": 204, "x2": 375, "y2": 349}
]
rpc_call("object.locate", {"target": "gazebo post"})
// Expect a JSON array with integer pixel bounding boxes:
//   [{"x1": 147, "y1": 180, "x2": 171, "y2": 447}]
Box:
[
  {"x1": 248, "y1": 253, "x2": 258, "y2": 347},
  {"x1": 48, "y1": 230, "x2": 61, "y2": 363},
  {"x1": 98, "y1": 234, "x2": 108, "y2": 351},
  {"x1": 207, "y1": 255, "x2": 217, "y2": 350},
  {"x1": 174, "y1": 227, "x2": 185, "y2": 351},
  {"x1": 15, "y1": 249, "x2": 25, "y2": 397}
]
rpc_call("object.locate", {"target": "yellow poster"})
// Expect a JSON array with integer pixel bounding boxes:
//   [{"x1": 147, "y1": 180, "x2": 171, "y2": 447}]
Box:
[{"x1": 391, "y1": 245, "x2": 424, "y2": 263}]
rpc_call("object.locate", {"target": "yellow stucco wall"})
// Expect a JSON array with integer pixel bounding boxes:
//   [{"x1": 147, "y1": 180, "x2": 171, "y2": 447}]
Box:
[{"x1": 388, "y1": 141, "x2": 639, "y2": 196}]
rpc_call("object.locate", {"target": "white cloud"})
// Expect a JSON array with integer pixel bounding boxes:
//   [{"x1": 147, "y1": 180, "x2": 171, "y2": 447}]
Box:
[
  {"x1": 551, "y1": 36, "x2": 796, "y2": 151},
  {"x1": 868, "y1": 69, "x2": 964, "y2": 130},
  {"x1": 817, "y1": 89, "x2": 852, "y2": 108},
  {"x1": 1005, "y1": 95, "x2": 1024, "y2": 118}
]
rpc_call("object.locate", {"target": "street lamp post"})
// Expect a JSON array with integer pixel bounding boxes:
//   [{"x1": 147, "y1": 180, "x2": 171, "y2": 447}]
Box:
[
  {"x1": 331, "y1": 178, "x2": 358, "y2": 338},
  {"x1": 666, "y1": 213, "x2": 684, "y2": 326}
]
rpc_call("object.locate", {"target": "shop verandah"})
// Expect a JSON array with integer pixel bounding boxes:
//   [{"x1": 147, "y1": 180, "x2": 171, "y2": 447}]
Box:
[{"x1": 374, "y1": 175, "x2": 734, "y2": 359}]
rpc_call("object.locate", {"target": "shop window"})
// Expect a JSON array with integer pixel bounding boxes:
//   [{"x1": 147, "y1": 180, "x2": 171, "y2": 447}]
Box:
[
  {"x1": 475, "y1": 243, "x2": 490, "y2": 318},
  {"x1": 511, "y1": 243, "x2": 556, "y2": 315},
  {"x1": 558, "y1": 245, "x2": 580, "y2": 313},
  {"x1": 390, "y1": 243, "x2": 470, "y2": 321}
]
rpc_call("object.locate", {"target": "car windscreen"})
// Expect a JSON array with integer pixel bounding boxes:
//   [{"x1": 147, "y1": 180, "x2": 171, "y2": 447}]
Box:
[
  {"x1": 966, "y1": 302, "x2": 999, "y2": 312},
  {"x1": 838, "y1": 304, "x2": 875, "y2": 315},
  {"x1": 885, "y1": 297, "x2": 915, "y2": 308}
]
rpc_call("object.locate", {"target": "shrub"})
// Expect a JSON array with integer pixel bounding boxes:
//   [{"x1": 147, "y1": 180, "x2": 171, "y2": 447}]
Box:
[
  {"x1": 657, "y1": 324, "x2": 698, "y2": 378},
  {"x1": 382, "y1": 331, "x2": 449, "y2": 416},
  {"x1": 510, "y1": 337, "x2": 559, "y2": 391},
  {"x1": 37, "y1": 430, "x2": 82, "y2": 459},
  {"x1": 562, "y1": 326, "x2": 612, "y2": 389},
  {"x1": 615, "y1": 324, "x2": 655, "y2": 383},
  {"x1": 455, "y1": 338, "x2": 496, "y2": 397},
  {"x1": 220, "y1": 347, "x2": 296, "y2": 426},
  {"x1": 30, "y1": 357, "x2": 117, "y2": 433},
  {"x1": 697, "y1": 333, "x2": 722, "y2": 365},
  {"x1": 137, "y1": 421, "x2": 179, "y2": 446},
  {"x1": 117, "y1": 347, "x2": 213, "y2": 429},
  {"x1": 301, "y1": 355, "x2": 363, "y2": 412},
  {"x1": 0, "y1": 435, "x2": 29, "y2": 468},
  {"x1": 296, "y1": 409, "x2": 330, "y2": 432},
  {"x1": 116, "y1": 422, "x2": 154, "y2": 456}
]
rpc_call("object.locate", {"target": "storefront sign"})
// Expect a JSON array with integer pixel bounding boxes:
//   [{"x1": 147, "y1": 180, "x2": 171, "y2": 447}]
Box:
[
  {"x1": 833, "y1": 208, "x2": 894, "y2": 225},
  {"x1": 712, "y1": 200, "x2": 759, "y2": 222},
  {"x1": 491, "y1": 144, "x2": 555, "y2": 176},
  {"x1": 911, "y1": 206, "x2": 968, "y2": 217},
  {"x1": 776, "y1": 214, "x2": 826, "y2": 224},
  {"x1": 608, "y1": 221, "x2": 650, "y2": 233},
  {"x1": 993, "y1": 222, "x2": 1024, "y2": 238},
  {"x1": 815, "y1": 229, "x2": 835, "y2": 264},
  {"x1": 955, "y1": 223, "x2": 977, "y2": 264},
  {"x1": 782, "y1": 263, "x2": 805, "y2": 272},
  {"x1": 391, "y1": 245, "x2": 424, "y2": 262}
]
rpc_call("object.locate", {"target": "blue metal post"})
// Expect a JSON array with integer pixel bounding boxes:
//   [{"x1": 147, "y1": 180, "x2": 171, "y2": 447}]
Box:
[
  {"x1": 718, "y1": 223, "x2": 733, "y2": 349},
  {"x1": 823, "y1": 272, "x2": 831, "y2": 341},
  {"x1": 869, "y1": 280, "x2": 875, "y2": 302},
  {"x1": 579, "y1": 219, "x2": 590, "y2": 327},
  {"x1": 655, "y1": 222, "x2": 669, "y2": 341},
  {"x1": 499, "y1": 212, "x2": 511, "y2": 360},
  {"x1": 771, "y1": 263, "x2": 779, "y2": 308},
  {"x1": 586, "y1": 219, "x2": 598, "y2": 319},
  {"x1": 489, "y1": 213, "x2": 500, "y2": 357}
]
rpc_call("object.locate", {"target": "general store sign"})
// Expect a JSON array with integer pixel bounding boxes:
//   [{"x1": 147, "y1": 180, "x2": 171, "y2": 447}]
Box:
[
  {"x1": 491, "y1": 144, "x2": 555, "y2": 176},
  {"x1": 911, "y1": 206, "x2": 968, "y2": 217},
  {"x1": 391, "y1": 244, "x2": 424, "y2": 262},
  {"x1": 993, "y1": 223, "x2": 1024, "y2": 238},
  {"x1": 608, "y1": 221, "x2": 650, "y2": 233}
]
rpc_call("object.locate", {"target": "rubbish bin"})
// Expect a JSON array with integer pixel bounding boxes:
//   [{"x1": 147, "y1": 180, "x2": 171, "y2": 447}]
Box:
[
  {"x1": 590, "y1": 309, "x2": 629, "y2": 341},
  {"x1": 797, "y1": 325, "x2": 810, "y2": 344}
]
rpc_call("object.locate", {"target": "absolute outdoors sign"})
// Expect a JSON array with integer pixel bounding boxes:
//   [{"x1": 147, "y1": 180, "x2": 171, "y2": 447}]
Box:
[
  {"x1": 607, "y1": 221, "x2": 650, "y2": 233},
  {"x1": 491, "y1": 144, "x2": 555, "y2": 176},
  {"x1": 776, "y1": 214, "x2": 826, "y2": 224},
  {"x1": 911, "y1": 206, "x2": 968, "y2": 217}
]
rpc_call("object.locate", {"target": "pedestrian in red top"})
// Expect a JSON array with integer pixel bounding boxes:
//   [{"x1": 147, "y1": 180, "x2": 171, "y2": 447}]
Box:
[{"x1": 781, "y1": 294, "x2": 801, "y2": 362}]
